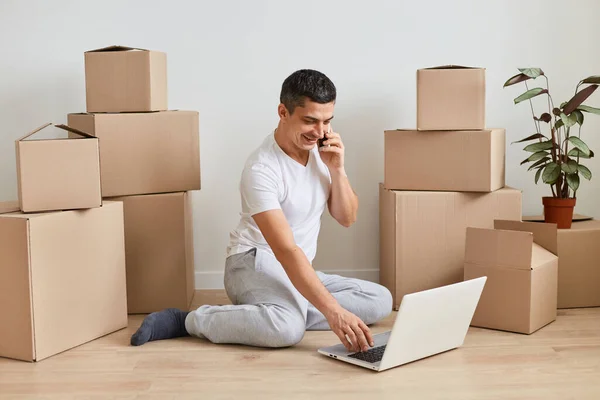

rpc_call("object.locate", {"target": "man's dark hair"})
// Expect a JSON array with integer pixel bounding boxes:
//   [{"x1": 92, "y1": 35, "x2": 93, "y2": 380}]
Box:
[{"x1": 280, "y1": 69, "x2": 336, "y2": 114}]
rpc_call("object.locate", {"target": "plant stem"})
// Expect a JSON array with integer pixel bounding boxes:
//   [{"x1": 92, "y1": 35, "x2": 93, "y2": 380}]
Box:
[{"x1": 525, "y1": 81, "x2": 540, "y2": 134}]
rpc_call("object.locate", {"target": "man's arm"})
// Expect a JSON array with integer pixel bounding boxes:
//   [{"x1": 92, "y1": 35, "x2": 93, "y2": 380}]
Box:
[
  {"x1": 252, "y1": 209, "x2": 373, "y2": 352},
  {"x1": 318, "y1": 128, "x2": 358, "y2": 227},
  {"x1": 327, "y1": 168, "x2": 358, "y2": 227}
]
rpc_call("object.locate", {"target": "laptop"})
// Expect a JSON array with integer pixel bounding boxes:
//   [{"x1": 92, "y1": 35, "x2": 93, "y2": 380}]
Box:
[{"x1": 317, "y1": 276, "x2": 487, "y2": 372}]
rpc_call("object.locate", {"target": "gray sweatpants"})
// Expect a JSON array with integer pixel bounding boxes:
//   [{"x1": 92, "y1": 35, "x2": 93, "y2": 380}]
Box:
[{"x1": 185, "y1": 247, "x2": 393, "y2": 348}]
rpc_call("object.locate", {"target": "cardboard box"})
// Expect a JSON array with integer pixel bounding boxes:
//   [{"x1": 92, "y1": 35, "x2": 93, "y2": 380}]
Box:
[
  {"x1": 523, "y1": 215, "x2": 600, "y2": 308},
  {"x1": 15, "y1": 123, "x2": 102, "y2": 213},
  {"x1": 379, "y1": 184, "x2": 522, "y2": 310},
  {"x1": 0, "y1": 201, "x2": 127, "y2": 362},
  {"x1": 107, "y1": 192, "x2": 195, "y2": 314},
  {"x1": 384, "y1": 128, "x2": 505, "y2": 192},
  {"x1": 464, "y1": 220, "x2": 558, "y2": 334},
  {"x1": 417, "y1": 65, "x2": 485, "y2": 131},
  {"x1": 84, "y1": 45, "x2": 167, "y2": 112},
  {"x1": 67, "y1": 111, "x2": 200, "y2": 197}
]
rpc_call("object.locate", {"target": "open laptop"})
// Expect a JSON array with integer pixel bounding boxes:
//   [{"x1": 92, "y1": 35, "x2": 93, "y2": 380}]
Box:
[{"x1": 318, "y1": 276, "x2": 487, "y2": 372}]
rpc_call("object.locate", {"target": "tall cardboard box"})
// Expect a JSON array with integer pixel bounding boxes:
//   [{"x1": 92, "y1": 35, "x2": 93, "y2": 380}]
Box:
[
  {"x1": 107, "y1": 192, "x2": 195, "y2": 314},
  {"x1": 67, "y1": 111, "x2": 200, "y2": 197},
  {"x1": 15, "y1": 123, "x2": 102, "y2": 213},
  {"x1": 464, "y1": 220, "x2": 558, "y2": 334},
  {"x1": 384, "y1": 128, "x2": 505, "y2": 192},
  {"x1": 522, "y1": 215, "x2": 600, "y2": 308},
  {"x1": 0, "y1": 201, "x2": 128, "y2": 362},
  {"x1": 417, "y1": 65, "x2": 485, "y2": 131},
  {"x1": 379, "y1": 184, "x2": 522, "y2": 310},
  {"x1": 84, "y1": 45, "x2": 167, "y2": 113}
]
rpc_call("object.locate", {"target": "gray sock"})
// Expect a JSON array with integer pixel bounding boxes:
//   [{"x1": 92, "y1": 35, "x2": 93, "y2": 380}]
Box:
[{"x1": 130, "y1": 308, "x2": 190, "y2": 346}]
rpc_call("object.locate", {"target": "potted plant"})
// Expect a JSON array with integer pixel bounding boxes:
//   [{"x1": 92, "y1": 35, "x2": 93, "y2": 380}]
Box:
[{"x1": 503, "y1": 68, "x2": 599, "y2": 228}]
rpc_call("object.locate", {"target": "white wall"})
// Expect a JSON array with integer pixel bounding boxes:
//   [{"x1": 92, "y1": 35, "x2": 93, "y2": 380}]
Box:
[{"x1": 1, "y1": 0, "x2": 599, "y2": 289}]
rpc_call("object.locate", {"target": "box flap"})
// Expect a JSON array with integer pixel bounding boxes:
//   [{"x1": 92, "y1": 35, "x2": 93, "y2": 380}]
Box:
[
  {"x1": 85, "y1": 45, "x2": 148, "y2": 53},
  {"x1": 17, "y1": 124, "x2": 95, "y2": 141},
  {"x1": 494, "y1": 220, "x2": 558, "y2": 255},
  {"x1": 465, "y1": 227, "x2": 533, "y2": 270},
  {"x1": 421, "y1": 65, "x2": 483, "y2": 70},
  {"x1": 54, "y1": 124, "x2": 96, "y2": 139},
  {"x1": 16, "y1": 123, "x2": 52, "y2": 141},
  {"x1": 0, "y1": 201, "x2": 20, "y2": 215},
  {"x1": 524, "y1": 214, "x2": 592, "y2": 222}
]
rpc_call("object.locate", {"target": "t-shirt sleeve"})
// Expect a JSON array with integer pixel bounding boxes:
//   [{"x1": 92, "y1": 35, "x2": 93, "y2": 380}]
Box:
[{"x1": 240, "y1": 163, "x2": 282, "y2": 216}]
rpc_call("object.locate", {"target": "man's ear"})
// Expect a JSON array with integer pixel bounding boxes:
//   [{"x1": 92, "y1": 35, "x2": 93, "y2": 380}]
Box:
[{"x1": 278, "y1": 103, "x2": 289, "y2": 120}]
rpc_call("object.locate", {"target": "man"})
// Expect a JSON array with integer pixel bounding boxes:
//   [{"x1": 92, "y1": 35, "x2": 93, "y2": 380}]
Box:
[{"x1": 131, "y1": 69, "x2": 392, "y2": 353}]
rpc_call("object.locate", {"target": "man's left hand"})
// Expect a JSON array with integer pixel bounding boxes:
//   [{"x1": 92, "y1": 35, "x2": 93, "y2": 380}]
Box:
[{"x1": 319, "y1": 128, "x2": 345, "y2": 172}]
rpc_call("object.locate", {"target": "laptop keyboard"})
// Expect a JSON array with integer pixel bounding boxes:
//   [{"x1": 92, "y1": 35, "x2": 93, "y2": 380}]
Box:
[{"x1": 348, "y1": 345, "x2": 386, "y2": 363}]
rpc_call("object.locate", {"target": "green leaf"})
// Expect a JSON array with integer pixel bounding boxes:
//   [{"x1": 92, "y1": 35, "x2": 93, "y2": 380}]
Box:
[
  {"x1": 514, "y1": 88, "x2": 548, "y2": 104},
  {"x1": 578, "y1": 105, "x2": 600, "y2": 115},
  {"x1": 503, "y1": 73, "x2": 531, "y2": 87},
  {"x1": 567, "y1": 173, "x2": 580, "y2": 192},
  {"x1": 555, "y1": 119, "x2": 564, "y2": 129},
  {"x1": 568, "y1": 148, "x2": 595, "y2": 159},
  {"x1": 580, "y1": 75, "x2": 600, "y2": 85},
  {"x1": 578, "y1": 164, "x2": 592, "y2": 180},
  {"x1": 520, "y1": 151, "x2": 550, "y2": 165},
  {"x1": 542, "y1": 162, "x2": 561, "y2": 184},
  {"x1": 512, "y1": 133, "x2": 547, "y2": 143},
  {"x1": 568, "y1": 136, "x2": 591, "y2": 156},
  {"x1": 573, "y1": 110, "x2": 584, "y2": 125},
  {"x1": 561, "y1": 160, "x2": 578, "y2": 174},
  {"x1": 534, "y1": 113, "x2": 552, "y2": 123},
  {"x1": 518, "y1": 68, "x2": 544, "y2": 78},
  {"x1": 563, "y1": 85, "x2": 599, "y2": 114},
  {"x1": 528, "y1": 156, "x2": 550, "y2": 171},
  {"x1": 560, "y1": 102, "x2": 567, "y2": 108},
  {"x1": 560, "y1": 112, "x2": 578, "y2": 128},
  {"x1": 523, "y1": 140, "x2": 554, "y2": 152},
  {"x1": 535, "y1": 167, "x2": 543, "y2": 184}
]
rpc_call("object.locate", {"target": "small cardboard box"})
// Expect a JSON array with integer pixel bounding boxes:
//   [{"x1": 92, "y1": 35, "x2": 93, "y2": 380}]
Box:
[
  {"x1": 84, "y1": 45, "x2": 167, "y2": 112},
  {"x1": 107, "y1": 192, "x2": 195, "y2": 314},
  {"x1": 67, "y1": 111, "x2": 200, "y2": 197},
  {"x1": 15, "y1": 123, "x2": 102, "y2": 213},
  {"x1": 464, "y1": 220, "x2": 558, "y2": 334},
  {"x1": 0, "y1": 201, "x2": 128, "y2": 362},
  {"x1": 417, "y1": 65, "x2": 485, "y2": 131},
  {"x1": 384, "y1": 128, "x2": 505, "y2": 192},
  {"x1": 523, "y1": 215, "x2": 600, "y2": 308},
  {"x1": 379, "y1": 184, "x2": 522, "y2": 310}
]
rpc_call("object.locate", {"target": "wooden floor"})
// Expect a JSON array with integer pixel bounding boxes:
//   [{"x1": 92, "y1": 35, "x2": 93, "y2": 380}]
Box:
[{"x1": 1, "y1": 290, "x2": 600, "y2": 399}]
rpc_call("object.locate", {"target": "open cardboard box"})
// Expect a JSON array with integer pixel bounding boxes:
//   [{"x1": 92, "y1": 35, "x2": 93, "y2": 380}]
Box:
[
  {"x1": 464, "y1": 220, "x2": 558, "y2": 334},
  {"x1": 523, "y1": 214, "x2": 600, "y2": 308},
  {"x1": 384, "y1": 128, "x2": 505, "y2": 192},
  {"x1": 417, "y1": 65, "x2": 486, "y2": 131},
  {"x1": 15, "y1": 123, "x2": 102, "y2": 213},
  {"x1": 84, "y1": 45, "x2": 167, "y2": 112},
  {"x1": 0, "y1": 201, "x2": 128, "y2": 362}
]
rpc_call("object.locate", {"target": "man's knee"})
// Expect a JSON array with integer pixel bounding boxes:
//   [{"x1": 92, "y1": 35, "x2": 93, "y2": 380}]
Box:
[
  {"x1": 364, "y1": 283, "x2": 393, "y2": 324},
  {"x1": 271, "y1": 322, "x2": 306, "y2": 347}
]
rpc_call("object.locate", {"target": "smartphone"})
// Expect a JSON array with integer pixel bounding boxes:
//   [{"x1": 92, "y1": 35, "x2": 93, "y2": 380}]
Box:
[{"x1": 318, "y1": 137, "x2": 325, "y2": 148}]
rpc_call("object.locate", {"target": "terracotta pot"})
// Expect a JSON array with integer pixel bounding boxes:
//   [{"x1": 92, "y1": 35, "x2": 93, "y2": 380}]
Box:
[{"x1": 542, "y1": 197, "x2": 576, "y2": 229}]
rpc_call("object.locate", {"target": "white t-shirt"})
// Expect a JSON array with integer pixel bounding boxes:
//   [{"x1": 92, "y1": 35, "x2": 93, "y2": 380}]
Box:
[{"x1": 226, "y1": 131, "x2": 332, "y2": 262}]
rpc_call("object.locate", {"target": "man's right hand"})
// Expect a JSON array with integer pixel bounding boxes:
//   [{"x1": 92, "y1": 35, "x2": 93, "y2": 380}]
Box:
[{"x1": 324, "y1": 305, "x2": 374, "y2": 353}]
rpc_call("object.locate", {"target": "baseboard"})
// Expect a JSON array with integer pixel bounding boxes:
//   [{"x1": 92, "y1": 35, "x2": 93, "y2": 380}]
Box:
[{"x1": 195, "y1": 269, "x2": 379, "y2": 290}]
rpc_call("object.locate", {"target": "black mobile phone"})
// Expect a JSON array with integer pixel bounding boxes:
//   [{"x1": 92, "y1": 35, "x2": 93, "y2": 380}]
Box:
[{"x1": 318, "y1": 137, "x2": 325, "y2": 147}]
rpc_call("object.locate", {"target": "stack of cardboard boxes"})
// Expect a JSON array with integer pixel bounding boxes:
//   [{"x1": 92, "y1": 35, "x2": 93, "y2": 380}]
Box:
[
  {"x1": 68, "y1": 45, "x2": 200, "y2": 315},
  {"x1": 0, "y1": 45, "x2": 200, "y2": 362},
  {"x1": 379, "y1": 65, "x2": 559, "y2": 335}
]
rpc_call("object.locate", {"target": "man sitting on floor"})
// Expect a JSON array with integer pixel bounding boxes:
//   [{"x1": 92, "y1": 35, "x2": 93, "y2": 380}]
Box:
[{"x1": 130, "y1": 69, "x2": 392, "y2": 353}]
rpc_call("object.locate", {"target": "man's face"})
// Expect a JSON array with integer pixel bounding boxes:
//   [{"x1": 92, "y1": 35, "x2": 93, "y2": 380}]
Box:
[{"x1": 280, "y1": 99, "x2": 335, "y2": 151}]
